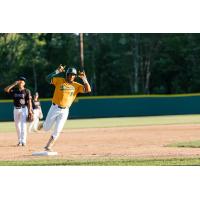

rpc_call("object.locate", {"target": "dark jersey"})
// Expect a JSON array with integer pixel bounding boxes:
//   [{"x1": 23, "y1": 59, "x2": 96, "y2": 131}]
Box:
[
  {"x1": 10, "y1": 88, "x2": 32, "y2": 108},
  {"x1": 32, "y1": 100, "x2": 41, "y2": 109}
]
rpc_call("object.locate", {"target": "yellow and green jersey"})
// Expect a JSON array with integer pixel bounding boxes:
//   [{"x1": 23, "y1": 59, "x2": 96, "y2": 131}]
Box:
[{"x1": 51, "y1": 77, "x2": 84, "y2": 108}]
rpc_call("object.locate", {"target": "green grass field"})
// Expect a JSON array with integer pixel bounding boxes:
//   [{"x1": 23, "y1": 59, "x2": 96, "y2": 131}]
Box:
[
  {"x1": 167, "y1": 140, "x2": 200, "y2": 148},
  {"x1": 0, "y1": 157, "x2": 200, "y2": 166},
  {"x1": 2, "y1": 114, "x2": 200, "y2": 133},
  {"x1": 1, "y1": 114, "x2": 200, "y2": 166}
]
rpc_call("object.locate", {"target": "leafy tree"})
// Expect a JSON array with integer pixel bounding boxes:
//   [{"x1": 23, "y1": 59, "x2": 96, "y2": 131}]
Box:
[{"x1": 1, "y1": 33, "x2": 200, "y2": 98}]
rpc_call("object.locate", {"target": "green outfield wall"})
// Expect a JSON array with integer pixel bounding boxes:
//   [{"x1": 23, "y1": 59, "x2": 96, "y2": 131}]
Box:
[{"x1": 1, "y1": 94, "x2": 200, "y2": 121}]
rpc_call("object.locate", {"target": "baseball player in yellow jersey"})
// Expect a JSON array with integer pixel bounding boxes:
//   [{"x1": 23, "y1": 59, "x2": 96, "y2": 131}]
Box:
[{"x1": 39, "y1": 65, "x2": 91, "y2": 151}]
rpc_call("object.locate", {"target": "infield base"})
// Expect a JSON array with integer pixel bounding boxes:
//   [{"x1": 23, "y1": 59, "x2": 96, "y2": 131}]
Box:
[{"x1": 32, "y1": 151, "x2": 58, "y2": 156}]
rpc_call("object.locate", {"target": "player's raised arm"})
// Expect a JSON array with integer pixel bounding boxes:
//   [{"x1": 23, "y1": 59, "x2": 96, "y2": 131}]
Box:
[
  {"x1": 4, "y1": 81, "x2": 19, "y2": 93},
  {"x1": 78, "y1": 71, "x2": 91, "y2": 93},
  {"x1": 46, "y1": 64, "x2": 66, "y2": 84}
]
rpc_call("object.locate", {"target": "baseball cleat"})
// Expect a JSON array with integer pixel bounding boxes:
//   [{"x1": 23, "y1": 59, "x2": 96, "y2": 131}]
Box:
[
  {"x1": 17, "y1": 143, "x2": 22, "y2": 146},
  {"x1": 44, "y1": 146, "x2": 52, "y2": 152},
  {"x1": 22, "y1": 143, "x2": 26, "y2": 146}
]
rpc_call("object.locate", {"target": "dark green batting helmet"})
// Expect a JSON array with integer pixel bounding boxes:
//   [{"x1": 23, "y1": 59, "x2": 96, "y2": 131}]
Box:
[{"x1": 66, "y1": 68, "x2": 77, "y2": 76}]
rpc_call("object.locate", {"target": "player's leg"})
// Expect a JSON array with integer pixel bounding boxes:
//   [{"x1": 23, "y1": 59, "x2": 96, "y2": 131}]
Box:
[
  {"x1": 30, "y1": 109, "x2": 39, "y2": 132},
  {"x1": 53, "y1": 108, "x2": 69, "y2": 138},
  {"x1": 40, "y1": 104, "x2": 58, "y2": 131},
  {"x1": 44, "y1": 135, "x2": 56, "y2": 151},
  {"x1": 44, "y1": 108, "x2": 69, "y2": 151},
  {"x1": 14, "y1": 108, "x2": 22, "y2": 145},
  {"x1": 20, "y1": 107, "x2": 28, "y2": 146},
  {"x1": 33, "y1": 117, "x2": 39, "y2": 132},
  {"x1": 33, "y1": 109, "x2": 40, "y2": 131},
  {"x1": 28, "y1": 111, "x2": 35, "y2": 133}
]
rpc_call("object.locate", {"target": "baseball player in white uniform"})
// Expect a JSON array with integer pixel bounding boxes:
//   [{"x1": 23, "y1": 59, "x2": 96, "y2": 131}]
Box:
[
  {"x1": 28, "y1": 92, "x2": 43, "y2": 133},
  {"x1": 4, "y1": 77, "x2": 33, "y2": 146}
]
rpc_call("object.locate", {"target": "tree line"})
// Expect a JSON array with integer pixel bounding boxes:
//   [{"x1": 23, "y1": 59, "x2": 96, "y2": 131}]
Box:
[{"x1": 0, "y1": 33, "x2": 200, "y2": 98}]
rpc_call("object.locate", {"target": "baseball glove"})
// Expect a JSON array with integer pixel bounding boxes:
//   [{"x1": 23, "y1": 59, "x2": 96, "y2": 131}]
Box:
[{"x1": 27, "y1": 112, "x2": 34, "y2": 122}]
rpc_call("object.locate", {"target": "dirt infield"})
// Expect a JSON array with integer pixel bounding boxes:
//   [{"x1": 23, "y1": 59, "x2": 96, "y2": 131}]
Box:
[{"x1": 1, "y1": 124, "x2": 200, "y2": 161}]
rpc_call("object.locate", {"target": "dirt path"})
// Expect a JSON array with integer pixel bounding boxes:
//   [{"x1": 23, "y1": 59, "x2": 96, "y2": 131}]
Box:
[{"x1": 1, "y1": 124, "x2": 200, "y2": 161}]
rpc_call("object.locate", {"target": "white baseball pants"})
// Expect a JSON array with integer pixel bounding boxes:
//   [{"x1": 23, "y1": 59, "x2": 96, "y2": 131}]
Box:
[
  {"x1": 28, "y1": 108, "x2": 40, "y2": 132},
  {"x1": 43, "y1": 104, "x2": 69, "y2": 139},
  {"x1": 14, "y1": 107, "x2": 28, "y2": 144}
]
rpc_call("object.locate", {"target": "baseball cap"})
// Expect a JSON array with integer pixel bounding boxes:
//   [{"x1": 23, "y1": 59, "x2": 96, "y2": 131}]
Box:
[{"x1": 19, "y1": 76, "x2": 26, "y2": 81}]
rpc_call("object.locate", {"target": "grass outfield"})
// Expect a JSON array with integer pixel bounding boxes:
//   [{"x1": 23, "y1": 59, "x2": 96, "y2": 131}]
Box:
[
  {"x1": 167, "y1": 140, "x2": 200, "y2": 148},
  {"x1": 1, "y1": 114, "x2": 200, "y2": 133},
  {"x1": 1, "y1": 157, "x2": 200, "y2": 166}
]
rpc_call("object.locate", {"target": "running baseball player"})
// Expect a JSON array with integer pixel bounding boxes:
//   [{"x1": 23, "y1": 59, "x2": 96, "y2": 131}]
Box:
[
  {"x1": 38, "y1": 65, "x2": 91, "y2": 151},
  {"x1": 4, "y1": 77, "x2": 33, "y2": 146},
  {"x1": 28, "y1": 92, "x2": 43, "y2": 133}
]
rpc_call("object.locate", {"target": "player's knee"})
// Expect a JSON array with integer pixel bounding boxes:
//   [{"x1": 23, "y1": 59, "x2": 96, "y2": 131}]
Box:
[{"x1": 43, "y1": 122, "x2": 52, "y2": 131}]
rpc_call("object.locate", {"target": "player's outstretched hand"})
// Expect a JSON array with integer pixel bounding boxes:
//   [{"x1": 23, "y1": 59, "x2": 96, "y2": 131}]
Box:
[
  {"x1": 78, "y1": 71, "x2": 86, "y2": 79},
  {"x1": 57, "y1": 64, "x2": 66, "y2": 73}
]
